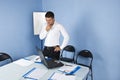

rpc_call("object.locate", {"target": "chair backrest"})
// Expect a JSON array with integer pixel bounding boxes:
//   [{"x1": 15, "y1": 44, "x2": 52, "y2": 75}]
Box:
[
  {"x1": 76, "y1": 50, "x2": 93, "y2": 68},
  {"x1": 60, "y1": 45, "x2": 75, "y2": 61},
  {"x1": 63, "y1": 45, "x2": 75, "y2": 52},
  {"x1": 0, "y1": 52, "x2": 13, "y2": 62}
]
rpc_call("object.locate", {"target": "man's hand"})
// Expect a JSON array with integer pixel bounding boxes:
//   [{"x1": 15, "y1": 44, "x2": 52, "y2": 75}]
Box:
[
  {"x1": 46, "y1": 25, "x2": 52, "y2": 32},
  {"x1": 54, "y1": 46, "x2": 61, "y2": 52}
]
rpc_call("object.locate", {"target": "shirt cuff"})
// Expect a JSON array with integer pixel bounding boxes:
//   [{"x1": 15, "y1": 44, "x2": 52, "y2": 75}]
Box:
[
  {"x1": 60, "y1": 46, "x2": 64, "y2": 50},
  {"x1": 45, "y1": 30, "x2": 48, "y2": 34}
]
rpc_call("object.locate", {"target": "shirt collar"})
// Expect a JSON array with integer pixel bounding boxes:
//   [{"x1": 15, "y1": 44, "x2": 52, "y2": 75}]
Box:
[{"x1": 51, "y1": 21, "x2": 57, "y2": 29}]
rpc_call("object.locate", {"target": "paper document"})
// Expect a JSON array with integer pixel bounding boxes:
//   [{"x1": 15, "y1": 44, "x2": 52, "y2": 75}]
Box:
[
  {"x1": 58, "y1": 65, "x2": 80, "y2": 74},
  {"x1": 23, "y1": 68, "x2": 48, "y2": 80},
  {"x1": 48, "y1": 72, "x2": 76, "y2": 80},
  {"x1": 13, "y1": 59, "x2": 34, "y2": 67}
]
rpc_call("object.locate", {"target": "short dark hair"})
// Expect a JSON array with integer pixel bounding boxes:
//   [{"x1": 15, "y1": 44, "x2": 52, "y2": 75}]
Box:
[{"x1": 45, "y1": 11, "x2": 54, "y2": 18}]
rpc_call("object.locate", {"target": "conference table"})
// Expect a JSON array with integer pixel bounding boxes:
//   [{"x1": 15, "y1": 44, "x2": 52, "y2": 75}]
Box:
[{"x1": 0, "y1": 55, "x2": 89, "y2": 80}]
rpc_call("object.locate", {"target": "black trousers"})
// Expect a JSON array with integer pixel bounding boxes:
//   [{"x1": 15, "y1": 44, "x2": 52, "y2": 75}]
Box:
[{"x1": 43, "y1": 46, "x2": 60, "y2": 60}]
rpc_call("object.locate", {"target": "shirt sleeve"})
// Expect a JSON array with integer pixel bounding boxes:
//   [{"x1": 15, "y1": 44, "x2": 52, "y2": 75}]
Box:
[
  {"x1": 39, "y1": 25, "x2": 48, "y2": 40},
  {"x1": 59, "y1": 25, "x2": 70, "y2": 49}
]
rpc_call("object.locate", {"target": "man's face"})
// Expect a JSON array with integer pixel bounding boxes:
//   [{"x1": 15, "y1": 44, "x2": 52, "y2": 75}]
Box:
[{"x1": 46, "y1": 17, "x2": 54, "y2": 25}]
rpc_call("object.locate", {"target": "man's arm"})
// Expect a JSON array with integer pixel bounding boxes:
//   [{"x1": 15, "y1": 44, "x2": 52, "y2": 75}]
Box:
[
  {"x1": 54, "y1": 25, "x2": 69, "y2": 52},
  {"x1": 60, "y1": 25, "x2": 70, "y2": 49},
  {"x1": 39, "y1": 25, "x2": 52, "y2": 40},
  {"x1": 39, "y1": 26, "x2": 48, "y2": 40}
]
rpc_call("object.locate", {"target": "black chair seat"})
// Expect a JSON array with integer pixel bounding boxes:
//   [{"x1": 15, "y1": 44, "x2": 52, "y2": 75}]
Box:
[{"x1": 60, "y1": 57, "x2": 73, "y2": 62}]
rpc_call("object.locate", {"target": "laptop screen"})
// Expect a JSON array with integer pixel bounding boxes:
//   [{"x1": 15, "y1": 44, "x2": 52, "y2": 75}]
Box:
[{"x1": 36, "y1": 47, "x2": 48, "y2": 67}]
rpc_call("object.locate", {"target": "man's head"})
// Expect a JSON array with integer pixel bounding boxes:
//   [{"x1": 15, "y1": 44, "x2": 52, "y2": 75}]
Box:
[{"x1": 45, "y1": 11, "x2": 55, "y2": 25}]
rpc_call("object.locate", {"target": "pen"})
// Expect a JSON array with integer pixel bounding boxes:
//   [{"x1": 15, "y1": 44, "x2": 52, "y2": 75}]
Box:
[
  {"x1": 24, "y1": 77, "x2": 38, "y2": 80},
  {"x1": 65, "y1": 74, "x2": 75, "y2": 76},
  {"x1": 35, "y1": 57, "x2": 40, "y2": 60},
  {"x1": 64, "y1": 64, "x2": 73, "y2": 67}
]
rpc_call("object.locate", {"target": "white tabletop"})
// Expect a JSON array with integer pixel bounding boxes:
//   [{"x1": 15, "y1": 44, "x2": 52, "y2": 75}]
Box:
[{"x1": 0, "y1": 55, "x2": 89, "y2": 80}]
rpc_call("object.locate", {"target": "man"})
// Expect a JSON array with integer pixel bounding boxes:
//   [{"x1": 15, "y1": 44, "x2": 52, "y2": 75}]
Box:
[{"x1": 39, "y1": 11, "x2": 69, "y2": 60}]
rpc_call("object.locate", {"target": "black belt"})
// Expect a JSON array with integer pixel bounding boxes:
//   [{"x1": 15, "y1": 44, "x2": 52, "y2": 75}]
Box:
[{"x1": 45, "y1": 45, "x2": 59, "y2": 49}]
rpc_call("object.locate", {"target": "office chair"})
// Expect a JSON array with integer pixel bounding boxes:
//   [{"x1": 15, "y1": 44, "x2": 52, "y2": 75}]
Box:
[
  {"x1": 60, "y1": 45, "x2": 75, "y2": 63},
  {"x1": 0, "y1": 52, "x2": 13, "y2": 64},
  {"x1": 75, "y1": 50, "x2": 93, "y2": 80}
]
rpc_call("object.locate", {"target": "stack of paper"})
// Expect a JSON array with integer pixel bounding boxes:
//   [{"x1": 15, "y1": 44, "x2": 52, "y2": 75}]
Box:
[
  {"x1": 23, "y1": 68, "x2": 48, "y2": 80},
  {"x1": 48, "y1": 72, "x2": 76, "y2": 80},
  {"x1": 13, "y1": 59, "x2": 34, "y2": 67}
]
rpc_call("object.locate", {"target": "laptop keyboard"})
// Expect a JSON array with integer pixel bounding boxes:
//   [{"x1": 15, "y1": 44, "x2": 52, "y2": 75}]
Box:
[{"x1": 46, "y1": 60, "x2": 64, "y2": 68}]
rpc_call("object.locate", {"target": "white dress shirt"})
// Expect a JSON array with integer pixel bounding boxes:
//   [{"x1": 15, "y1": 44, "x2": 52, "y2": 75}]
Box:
[{"x1": 39, "y1": 22, "x2": 69, "y2": 49}]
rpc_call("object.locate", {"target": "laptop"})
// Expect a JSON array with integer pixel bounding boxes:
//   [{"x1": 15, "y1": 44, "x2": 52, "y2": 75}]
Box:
[{"x1": 36, "y1": 47, "x2": 64, "y2": 69}]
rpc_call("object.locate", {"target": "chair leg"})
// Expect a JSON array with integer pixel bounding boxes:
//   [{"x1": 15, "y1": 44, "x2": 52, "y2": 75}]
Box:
[
  {"x1": 86, "y1": 76, "x2": 88, "y2": 80},
  {"x1": 86, "y1": 70, "x2": 89, "y2": 80},
  {"x1": 91, "y1": 67, "x2": 93, "y2": 80},
  {"x1": 86, "y1": 68, "x2": 93, "y2": 80}
]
